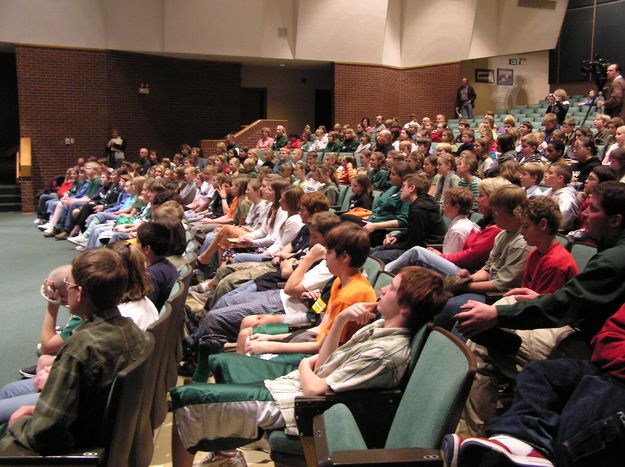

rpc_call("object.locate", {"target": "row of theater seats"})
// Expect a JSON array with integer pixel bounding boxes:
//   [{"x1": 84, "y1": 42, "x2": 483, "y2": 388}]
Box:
[
  {"x1": 271, "y1": 325, "x2": 476, "y2": 466},
  {"x1": 0, "y1": 226, "x2": 594, "y2": 466},
  {"x1": 0, "y1": 235, "x2": 200, "y2": 466}
]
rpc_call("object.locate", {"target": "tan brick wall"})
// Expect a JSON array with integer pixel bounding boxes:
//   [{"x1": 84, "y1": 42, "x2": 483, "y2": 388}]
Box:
[{"x1": 334, "y1": 62, "x2": 461, "y2": 127}]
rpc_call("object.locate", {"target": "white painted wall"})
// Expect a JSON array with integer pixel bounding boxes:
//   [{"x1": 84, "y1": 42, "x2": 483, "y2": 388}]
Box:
[
  {"x1": 163, "y1": 0, "x2": 296, "y2": 59},
  {"x1": 460, "y1": 50, "x2": 550, "y2": 113},
  {"x1": 401, "y1": 0, "x2": 475, "y2": 67},
  {"x1": 295, "y1": 0, "x2": 388, "y2": 64},
  {"x1": 0, "y1": 0, "x2": 107, "y2": 48},
  {"x1": 105, "y1": 0, "x2": 164, "y2": 52},
  {"x1": 381, "y1": 0, "x2": 402, "y2": 67}
]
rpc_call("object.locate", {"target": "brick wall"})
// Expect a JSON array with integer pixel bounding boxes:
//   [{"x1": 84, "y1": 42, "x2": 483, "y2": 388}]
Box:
[
  {"x1": 334, "y1": 62, "x2": 461, "y2": 127},
  {"x1": 106, "y1": 51, "x2": 241, "y2": 159},
  {"x1": 15, "y1": 45, "x2": 241, "y2": 209},
  {"x1": 16, "y1": 46, "x2": 108, "y2": 201},
  {"x1": 17, "y1": 47, "x2": 462, "y2": 211}
]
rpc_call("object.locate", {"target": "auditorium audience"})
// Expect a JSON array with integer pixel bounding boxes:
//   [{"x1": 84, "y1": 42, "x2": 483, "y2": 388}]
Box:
[{"x1": 21, "y1": 88, "x2": 625, "y2": 464}]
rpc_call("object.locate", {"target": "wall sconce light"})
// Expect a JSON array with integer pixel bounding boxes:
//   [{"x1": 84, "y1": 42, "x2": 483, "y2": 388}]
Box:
[{"x1": 138, "y1": 83, "x2": 150, "y2": 95}]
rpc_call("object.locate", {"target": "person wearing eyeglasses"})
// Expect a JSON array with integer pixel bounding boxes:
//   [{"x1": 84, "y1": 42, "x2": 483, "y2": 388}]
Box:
[{"x1": 0, "y1": 249, "x2": 148, "y2": 455}]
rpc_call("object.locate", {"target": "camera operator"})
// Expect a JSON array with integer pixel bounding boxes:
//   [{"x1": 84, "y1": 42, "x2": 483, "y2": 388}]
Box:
[{"x1": 598, "y1": 63, "x2": 625, "y2": 119}]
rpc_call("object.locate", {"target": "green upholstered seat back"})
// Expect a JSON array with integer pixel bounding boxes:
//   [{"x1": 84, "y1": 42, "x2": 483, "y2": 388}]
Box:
[{"x1": 385, "y1": 329, "x2": 470, "y2": 449}]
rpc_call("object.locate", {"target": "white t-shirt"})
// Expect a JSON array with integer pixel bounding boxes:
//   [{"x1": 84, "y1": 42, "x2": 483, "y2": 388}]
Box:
[
  {"x1": 118, "y1": 297, "x2": 159, "y2": 331},
  {"x1": 279, "y1": 260, "x2": 333, "y2": 318},
  {"x1": 443, "y1": 215, "x2": 479, "y2": 254}
]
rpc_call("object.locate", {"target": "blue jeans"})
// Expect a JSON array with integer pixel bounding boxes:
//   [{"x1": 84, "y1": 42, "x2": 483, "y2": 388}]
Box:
[
  {"x1": 0, "y1": 378, "x2": 39, "y2": 423},
  {"x1": 385, "y1": 246, "x2": 461, "y2": 275},
  {"x1": 86, "y1": 223, "x2": 113, "y2": 249},
  {"x1": 487, "y1": 359, "x2": 625, "y2": 466},
  {"x1": 434, "y1": 293, "x2": 485, "y2": 330},
  {"x1": 231, "y1": 253, "x2": 270, "y2": 264},
  {"x1": 215, "y1": 280, "x2": 258, "y2": 306},
  {"x1": 109, "y1": 232, "x2": 130, "y2": 245},
  {"x1": 46, "y1": 199, "x2": 60, "y2": 218},
  {"x1": 37, "y1": 194, "x2": 58, "y2": 219},
  {"x1": 460, "y1": 101, "x2": 474, "y2": 119},
  {"x1": 199, "y1": 231, "x2": 217, "y2": 255},
  {"x1": 188, "y1": 290, "x2": 283, "y2": 351}
]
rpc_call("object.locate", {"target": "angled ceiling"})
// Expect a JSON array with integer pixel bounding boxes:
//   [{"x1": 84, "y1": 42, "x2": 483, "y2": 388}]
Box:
[{"x1": 0, "y1": 0, "x2": 568, "y2": 67}]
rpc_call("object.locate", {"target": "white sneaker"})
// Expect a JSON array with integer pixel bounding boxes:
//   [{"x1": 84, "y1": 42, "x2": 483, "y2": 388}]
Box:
[
  {"x1": 75, "y1": 245, "x2": 85, "y2": 251},
  {"x1": 33, "y1": 218, "x2": 43, "y2": 225},
  {"x1": 193, "y1": 450, "x2": 247, "y2": 466},
  {"x1": 67, "y1": 233, "x2": 87, "y2": 245},
  {"x1": 37, "y1": 223, "x2": 51, "y2": 231}
]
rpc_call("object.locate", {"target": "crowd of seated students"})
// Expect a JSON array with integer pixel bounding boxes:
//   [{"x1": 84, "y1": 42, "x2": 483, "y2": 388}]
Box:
[{"x1": 8, "y1": 102, "x2": 625, "y2": 466}]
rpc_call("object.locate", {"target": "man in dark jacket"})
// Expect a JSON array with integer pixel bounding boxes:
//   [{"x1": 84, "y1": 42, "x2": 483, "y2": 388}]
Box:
[
  {"x1": 600, "y1": 63, "x2": 625, "y2": 119},
  {"x1": 372, "y1": 173, "x2": 444, "y2": 264},
  {"x1": 456, "y1": 77, "x2": 477, "y2": 119}
]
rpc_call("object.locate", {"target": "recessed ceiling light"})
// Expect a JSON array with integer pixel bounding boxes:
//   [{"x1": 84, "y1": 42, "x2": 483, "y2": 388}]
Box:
[{"x1": 279, "y1": 64, "x2": 286, "y2": 67}]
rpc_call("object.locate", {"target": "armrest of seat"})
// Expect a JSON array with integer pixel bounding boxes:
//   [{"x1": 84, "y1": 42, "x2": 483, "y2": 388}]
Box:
[
  {"x1": 0, "y1": 442, "x2": 103, "y2": 465},
  {"x1": 295, "y1": 388, "x2": 401, "y2": 443},
  {"x1": 329, "y1": 448, "x2": 443, "y2": 466}
]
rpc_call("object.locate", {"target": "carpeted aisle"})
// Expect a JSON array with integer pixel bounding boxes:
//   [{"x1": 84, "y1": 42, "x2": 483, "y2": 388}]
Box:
[{"x1": 0, "y1": 212, "x2": 77, "y2": 388}]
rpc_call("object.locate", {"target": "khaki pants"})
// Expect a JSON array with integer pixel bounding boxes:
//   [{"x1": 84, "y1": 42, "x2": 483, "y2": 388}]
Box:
[
  {"x1": 208, "y1": 262, "x2": 278, "y2": 308},
  {"x1": 457, "y1": 296, "x2": 576, "y2": 436}
]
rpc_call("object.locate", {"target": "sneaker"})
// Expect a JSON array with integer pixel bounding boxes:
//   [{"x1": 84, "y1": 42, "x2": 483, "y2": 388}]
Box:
[
  {"x1": 75, "y1": 245, "x2": 85, "y2": 251},
  {"x1": 193, "y1": 450, "x2": 247, "y2": 466},
  {"x1": 459, "y1": 437, "x2": 553, "y2": 467},
  {"x1": 43, "y1": 228, "x2": 61, "y2": 238},
  {"x1": 441, "y1": 434, "x2": 462, "y2": 467},
  {"x1": 67, "y1": 233, "x2": 87, "y2": 245},
  {"x1": 55, "y1": 231, "x2": 69, "y2": 241},
  {"x1": 38, "y1": 223, "x2": 51, "y2": 231},
  {"x1": 19, "y1": 365, "x2": 37, "y2": 378},
  {"x1": 33, "y1": 218, "x2": 43, "y2": 225}
]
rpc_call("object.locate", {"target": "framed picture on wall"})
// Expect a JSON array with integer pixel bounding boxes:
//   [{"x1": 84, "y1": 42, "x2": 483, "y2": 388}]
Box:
[
  {"x1": 497, "y1": 68, "x2": 514, "y2": 86},
  {"x1": 475, "y1": 69, "x2": 494, "y2": 83}
]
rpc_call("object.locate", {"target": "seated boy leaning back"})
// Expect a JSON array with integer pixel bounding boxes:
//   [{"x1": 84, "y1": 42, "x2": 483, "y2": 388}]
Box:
[
  {"x1": 235, "y1": 222, "x2": 377, "y2": 355},
  {"x1": 170, "y1": 266, "x2": 451, "y2": 467}
]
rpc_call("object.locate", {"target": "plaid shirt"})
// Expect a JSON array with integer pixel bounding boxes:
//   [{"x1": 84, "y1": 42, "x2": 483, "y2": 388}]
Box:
[
  {"x1": 3, "y1": 307, "x2": 148, "y2": 453},
  {"x1": 265, "y1": 320, "x2": 411, "y2": 434}
]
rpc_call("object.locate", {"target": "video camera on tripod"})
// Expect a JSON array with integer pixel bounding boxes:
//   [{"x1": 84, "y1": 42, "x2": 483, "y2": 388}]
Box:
[
  {"x1": 579, "y1": 55, "x2": 610, "y2": 126},
  {"x1": 581, "y1": 55, "x2": 610, "y2": 90}
]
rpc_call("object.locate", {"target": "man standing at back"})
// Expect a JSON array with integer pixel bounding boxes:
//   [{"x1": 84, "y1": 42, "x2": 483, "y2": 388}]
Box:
[
  {"x1": 600, "y1": 63, "x2": 625, "y2": 119},
  {"x1": 0, "y1": 249, "x2": 148, "y2": 454},
  {"x1": 456, "y1": 77, "x2": 477, "y2": 119}
]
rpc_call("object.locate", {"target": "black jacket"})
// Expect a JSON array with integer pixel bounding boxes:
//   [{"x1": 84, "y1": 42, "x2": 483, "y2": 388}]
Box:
[
  {"x1": 393, "y1": 195, "x2": 445, "y2": 250},
  {"x1": 340, "y1": 139, "x2": 359, "y2": 153}
]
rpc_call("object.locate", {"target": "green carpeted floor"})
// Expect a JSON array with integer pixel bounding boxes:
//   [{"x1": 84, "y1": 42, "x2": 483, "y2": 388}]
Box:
[{"x1": 0, "y1": 212, "x2": 77, "y2": 388}]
